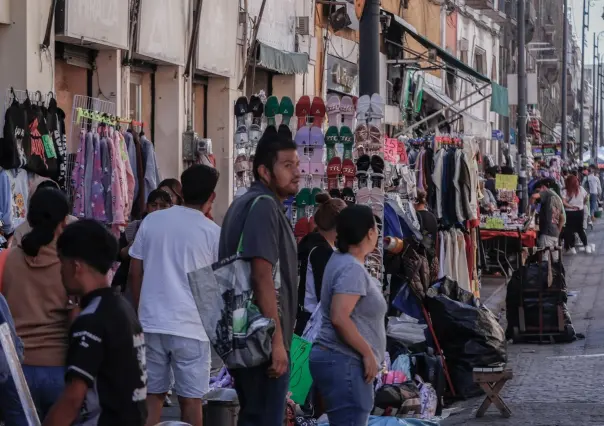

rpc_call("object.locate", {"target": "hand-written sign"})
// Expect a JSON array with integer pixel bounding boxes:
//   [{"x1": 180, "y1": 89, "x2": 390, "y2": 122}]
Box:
[
  {"x1": 495, "y1": 174, "x2": 518, "y2": 190},
  {"x1": 384, "y1": 138, "x2": 399, "y2": 163},
  {"x1": 288, "y1": 335, "x2": 313, "y2": 404}
]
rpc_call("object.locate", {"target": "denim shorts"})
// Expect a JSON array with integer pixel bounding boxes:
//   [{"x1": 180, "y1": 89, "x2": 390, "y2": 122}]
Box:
[
  {"x1": 145, "y1": 332, "x2": 210, "y2": 398},
  {"x1": 309, "y1": 346, "x2": 374, "y2": 426}
]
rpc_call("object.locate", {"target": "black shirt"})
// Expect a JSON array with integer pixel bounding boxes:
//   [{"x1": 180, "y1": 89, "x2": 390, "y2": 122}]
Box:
[
  {"x1": 416, "y1": 209, "x2": 438, "y2": 243},
  {"x1": 66, "y1": 288, "x2": 147, "y2": 426}
]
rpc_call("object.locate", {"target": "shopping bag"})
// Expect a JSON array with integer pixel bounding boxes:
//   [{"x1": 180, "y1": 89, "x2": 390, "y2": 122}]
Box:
[{"x1": 188, "y1": 195, "x2": 276, "y2": 369}]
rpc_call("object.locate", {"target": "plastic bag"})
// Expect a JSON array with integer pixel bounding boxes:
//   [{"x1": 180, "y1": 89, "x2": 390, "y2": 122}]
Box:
[
  {"x1": 387, "y1": 315, "x2": 427, "y2": 346},
  {"x1": 426, "y1": 281, "x2": 506, "y2": 398},
  {"x1": 391, "y1": 354, "x2": 412, "y2": 379}
]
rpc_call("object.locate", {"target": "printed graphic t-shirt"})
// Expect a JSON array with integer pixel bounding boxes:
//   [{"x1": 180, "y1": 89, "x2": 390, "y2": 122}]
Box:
[
  {"x1": 538, "y1": 189, "x2": 565, "y2": 238},
  {"x1": 66, "y1": 287, "x2": 147, "y2": 426}
]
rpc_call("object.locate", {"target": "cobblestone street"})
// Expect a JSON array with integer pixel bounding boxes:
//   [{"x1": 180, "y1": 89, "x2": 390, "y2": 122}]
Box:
[{"x1": 442, "y1": 221, "x2": 604, "y2": 426}]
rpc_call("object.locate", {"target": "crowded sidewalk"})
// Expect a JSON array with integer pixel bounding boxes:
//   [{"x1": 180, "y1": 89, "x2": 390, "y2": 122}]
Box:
[{"x1": 442, "y1": 221, "x2": 604, "y2": 425}]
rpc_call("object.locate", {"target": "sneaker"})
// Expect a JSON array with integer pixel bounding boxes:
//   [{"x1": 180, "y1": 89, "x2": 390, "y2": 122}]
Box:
[
  {"x1": 163, "y1": 395, "x2": 172, "y2": 407},
  {"x1": 586, "y1": 245, "x2": 593, "y2": 254},
  {"x1": 590, "y1": 243, "x2": 596, "y2": 252},
  {"x1": 566, "y1": 248, "x2": 577, "y2": 255},
  {"x1": 578, "y1": 246, "x2": 586, "y2": 252}
]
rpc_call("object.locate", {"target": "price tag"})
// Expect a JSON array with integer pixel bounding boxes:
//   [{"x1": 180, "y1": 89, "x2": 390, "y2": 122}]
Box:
[
  {"x1": 384, "y1": 138, "x2": 399, "y2": 163},
  {"x1": 398, "y1": 141, "x2": 408, "y2": 164},
  {"x1": 495, "y1": 174, "x2": 518, "y2": 190}
]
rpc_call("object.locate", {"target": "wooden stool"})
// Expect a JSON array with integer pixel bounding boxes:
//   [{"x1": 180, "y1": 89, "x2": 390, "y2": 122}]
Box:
[{"x1": 472, "y1": 368, "x2": 513, "y2": 418}]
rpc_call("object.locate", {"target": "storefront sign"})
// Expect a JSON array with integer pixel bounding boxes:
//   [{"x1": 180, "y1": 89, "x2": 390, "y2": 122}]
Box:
[
  {"x1": 492, "y1": 129, "x2": 504, "y2": 141},
  {"x1": 289, "y1": 335, "x2": 313, "y2": 404},
  {"x1": 136, "y1": 0, "x2": 187, "y2": 65},
  {"x1": 326, "y1": 55, "x2": 359, "y2": 96},
  {"x1": 249, "y1": 0, "x2": 296, "y2": 52},
  {"x1": 56, "y1": 0, "x2": 129, "y2": 49},
  {"x1": 495, "y1": 174, "x2": 518, "y2": 190},
  {"x1": 197, "y1": 0, "x2": 238, "y2": 78}
]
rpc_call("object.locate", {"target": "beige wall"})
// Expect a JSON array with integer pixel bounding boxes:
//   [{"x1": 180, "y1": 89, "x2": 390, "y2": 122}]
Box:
[
  {"x1": 403, "y1": 0, "x2": 442, "y2": 78},
  {"x1": 54, "y1": 60, "x2": 88, "y2": 153},
  {"x1": 154, "y1": 66, "x2": 184, "y2": 181},
  {"x1": 0, "y1": 0, "x2": 54, "y2": 97}
]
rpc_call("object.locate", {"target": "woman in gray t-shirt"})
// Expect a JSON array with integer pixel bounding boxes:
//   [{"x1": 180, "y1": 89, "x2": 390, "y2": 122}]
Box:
[{"x1": 309, "y1": 205, "x2": 387, "y2": 425}]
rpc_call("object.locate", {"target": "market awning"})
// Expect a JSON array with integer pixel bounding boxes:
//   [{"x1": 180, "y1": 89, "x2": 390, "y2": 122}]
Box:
[
  {"x1": 422, "y1": 84, "x2": 462, "y2": 114},
  {"x1": 256, "y1": 42, "x2": 309, "y2": 75},
  {"x1": 387, "y1": 13, "x2": 490, "y2": 84}
]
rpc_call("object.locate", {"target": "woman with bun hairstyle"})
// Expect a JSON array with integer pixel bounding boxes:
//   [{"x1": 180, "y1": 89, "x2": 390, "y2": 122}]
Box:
[
  {"x1": 295, "y1": 192, "x2": 346, "y2": 334},
  {"x1": 309, "y1": 205, "x2": 387, "y2": 425},
  {"x1": 1, "y1": 188, "x2": 73, "y2": 421}
]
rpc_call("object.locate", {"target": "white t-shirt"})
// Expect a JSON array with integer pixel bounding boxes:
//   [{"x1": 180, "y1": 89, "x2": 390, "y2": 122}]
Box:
[
  {"x1": 129, "y1": 206, "x2": 220, "y2": 342},
  {"x1": 562, "y1": 187, "x2": 588, "y2": 210},
  {"x1": 587, "y1": 174, "x2": 601, "y2": 195}
]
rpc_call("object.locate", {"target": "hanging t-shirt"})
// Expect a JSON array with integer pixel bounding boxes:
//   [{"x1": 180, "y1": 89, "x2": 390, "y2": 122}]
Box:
[
  {"x1": 67, "y1": 287, "x2": 147, "y2": 425},
  {"x1": 6, "y1": 169, "x2": 29, "y2": 228}
]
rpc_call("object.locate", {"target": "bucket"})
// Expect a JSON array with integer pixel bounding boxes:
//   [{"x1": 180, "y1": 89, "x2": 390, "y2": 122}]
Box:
[{"x1": 203, "y1": 400, "x2": 239, "y2": 426}]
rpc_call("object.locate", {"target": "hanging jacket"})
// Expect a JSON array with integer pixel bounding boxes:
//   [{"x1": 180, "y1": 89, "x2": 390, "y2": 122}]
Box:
[
  {"x1": 141, "y1": 135, "x2": 160, "y2": 200},
  {"x1": 124, "y1": 132, "x2": 139, "y2": 210},
  {"x1": 45, "y1": 98, "x2": 67, "y2": 188},
  {"x1": 131, "y1": 131, "x2": 146, "y2": 219},
  {"x1": 24, "y1": 101, "x2": 56, "y2": 177},
  {"x1": 1, "y1": 99, "x2": 28, "y2": 169},
  {"x1": 72, "y1": 131, "x2": 87, "y2": 218}
]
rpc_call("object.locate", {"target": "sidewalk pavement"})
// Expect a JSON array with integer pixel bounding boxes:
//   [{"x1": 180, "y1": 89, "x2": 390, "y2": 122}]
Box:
[{"x1": 442, "y1": 221, "x2": 604, "y2": 426}]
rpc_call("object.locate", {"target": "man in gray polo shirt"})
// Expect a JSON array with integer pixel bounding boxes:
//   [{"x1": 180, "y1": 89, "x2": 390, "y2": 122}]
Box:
[{"x1": 219, "y1": 126, "x2": 300, "y2": 426}]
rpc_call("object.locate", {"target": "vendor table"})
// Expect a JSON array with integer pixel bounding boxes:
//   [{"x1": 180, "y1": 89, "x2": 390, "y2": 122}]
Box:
[{"x1": 479, "y1": 229, "x2": 537, "y2": 279}]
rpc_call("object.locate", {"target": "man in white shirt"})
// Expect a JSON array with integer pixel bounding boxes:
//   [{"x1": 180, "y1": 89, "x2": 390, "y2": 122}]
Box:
[
  {"x1": 587, "y1": 165, "x2": 602, "y2": 221},
  {"x1": 129, "y1": 165, "x2": 220, "y2": 426}
]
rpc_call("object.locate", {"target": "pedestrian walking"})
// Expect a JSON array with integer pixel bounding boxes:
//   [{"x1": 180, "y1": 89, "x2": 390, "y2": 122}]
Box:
[
  {"x1": 531, "y1": 178, "x2": 566, "y2": 256},
  {"x1": 43, "y1": 219, "x2": 147, "y2": 426},
  {"x1": 1, "y1": 188, "x2": 73, "y2": 421},
  {"x1": 309, "y1": 205, "x2": 387, "y2": 426},
  {"x1": 295, "y1": 192, "x2": 346, "y2": 335},
  {"x1": 219, "y1": 126, "x2": 300, "y2": 426},
  {"x1": 129, "y1": 165, "x2": 220, "y2": 426},
  {"x1": 561, "y1": 174, "x2": 591, "y2": 254},
  {"x1": 111, "y1": 189, "x2": 173, "y2": 293},
  {"x1": 587, "y1": 165, "x2": 601, "y2": 222}
]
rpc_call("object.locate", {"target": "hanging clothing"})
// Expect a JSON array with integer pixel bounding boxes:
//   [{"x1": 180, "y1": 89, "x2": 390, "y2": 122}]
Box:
[
  {"x1": 432, "y1": 150, "x2": 444, "y2": 219},
  {"x1": 72, "y1": 132, "x2": 87, "y2": 218},
  {"x1": 83, "y1": 132, "x2": 95, "y2": 219},
  {"x1": 140, "y1": 135, "x2": 160, "y2": 201},
  {"x1": 100, "y1": 137, "x2": 113, "y2": 224},
  {"x1": 1, "y1": 99, "x2": 28, "y2": 169},
  {"x1": 124, "y1": 132, "x2": 139, "y2": 209},
  {"x1": 0, "y1": 170, "x2": 14, "y2": 236},
  {"x1": 91, "y1": 134, "x2": 107, "y2": 222},
  {"x1": 132, "y1": 132, "x2": 146, "y2": 219},
  {"x1": 6, "y1": 169, "x2": 29, "y2": 228},
  {"x1": 45, "y1": 97, "x2": 68, "y2": 190}
]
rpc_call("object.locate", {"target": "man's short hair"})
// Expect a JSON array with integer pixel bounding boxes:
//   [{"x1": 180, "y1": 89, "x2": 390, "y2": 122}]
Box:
[
  {"x1": 180, "y1": 165, "x2": 219, "y2": 205},
  {"x1": 57, "y1": 219, "x2": 118, "y2": 275},
  {"x1": 252, "y1": 126, "x2": 297, "y2": 181}
]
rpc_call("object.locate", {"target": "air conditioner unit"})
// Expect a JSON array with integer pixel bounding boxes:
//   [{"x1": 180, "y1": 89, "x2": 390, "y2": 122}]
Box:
[
  {"x1": 459, "y1": 39, "x2": 469, "y2": 52},
  {"x1": 296, "y1": 16, "x2": 310, "y2": 36}
]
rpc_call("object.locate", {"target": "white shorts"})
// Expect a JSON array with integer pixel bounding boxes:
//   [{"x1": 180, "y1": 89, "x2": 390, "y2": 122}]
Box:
[{"x1": 144, "y1": 332, "x2": 210, "y2": 399}]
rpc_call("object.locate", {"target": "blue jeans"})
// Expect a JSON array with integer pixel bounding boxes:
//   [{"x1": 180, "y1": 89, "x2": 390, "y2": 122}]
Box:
[
  {"x1": 23, "y1": 365, "x2": 66, "y2": 421},
  {"x1": 230, "y1": 361, "x2": 290, "y2": 426},
  {"x1": 309, "y1": 346, "x2": 374, "y2": 426},
  {"x1": 0, "y1": 375, "x2": 29, "y2": 426},
  {"x1": 590, "y1": 193, "x2": 598, "y2": 215}
]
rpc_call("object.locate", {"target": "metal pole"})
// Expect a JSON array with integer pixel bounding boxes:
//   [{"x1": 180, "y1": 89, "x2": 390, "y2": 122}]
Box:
[
  {"x1": 580, "y1": 0, "x2": 589, "y2": 163},
  {"x1": 601, "y1": 63, "x2": 604, "y2": 154},
  {"x1": 517, "y1": 0, "x2": 528, "y2": 213},
  {"x1": 591, "y1": 33, "x2": 598, "y2": 162},
  {"x1": 359, "y1": 0, "x2": 380, "y2": 96},
  {"x1": 561, "y1": 0, "x2": 569, "y2": 160}
]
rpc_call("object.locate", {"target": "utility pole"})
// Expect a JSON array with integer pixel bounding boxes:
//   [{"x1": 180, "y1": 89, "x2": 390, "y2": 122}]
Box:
[
  {"x1": 594, "y1": 33, "x2": 598, "y2": 162},
  {"x1": 518, "y1": 0, "x2": 528, "y2": 213},
  {"x1": 561, "y1": 0, "x2": 569, "y2": 160},
  {"x1": 580, "y1": 0, "x2": 590, "y2": 163},
  {"x1": 359, "y1": 0, "x2": 380, "y2": 96}
]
